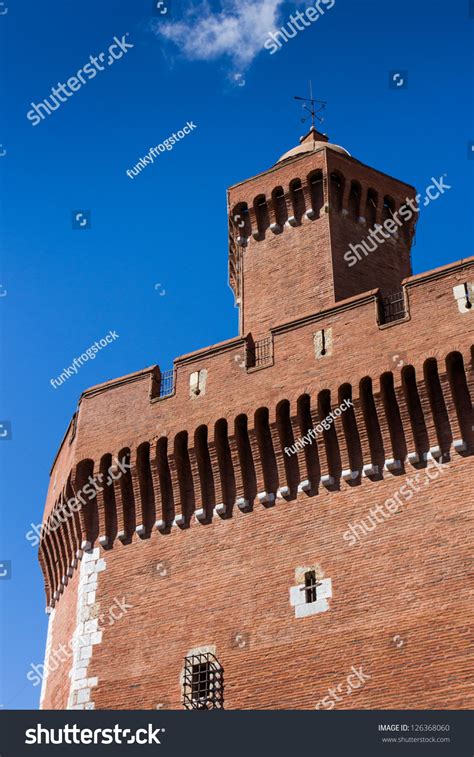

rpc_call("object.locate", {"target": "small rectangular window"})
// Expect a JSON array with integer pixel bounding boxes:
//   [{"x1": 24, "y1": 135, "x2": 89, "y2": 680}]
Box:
[
  {"x1": 304, "y1": 570, "x2": 318, "y2": 603},
  {"x1": 183, "y1": 653, "x2": 224, "y2": 710}
]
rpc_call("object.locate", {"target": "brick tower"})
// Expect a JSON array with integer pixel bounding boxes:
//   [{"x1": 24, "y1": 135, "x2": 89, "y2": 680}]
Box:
[{"x1": 38, "y1": 125, "x2": 473, "y2": 711}]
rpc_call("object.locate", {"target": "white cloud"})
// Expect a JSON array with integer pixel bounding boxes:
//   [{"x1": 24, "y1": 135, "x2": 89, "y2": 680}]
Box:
[{"x1": 155, "y1": 0, "x2": 284, "y2": 70}]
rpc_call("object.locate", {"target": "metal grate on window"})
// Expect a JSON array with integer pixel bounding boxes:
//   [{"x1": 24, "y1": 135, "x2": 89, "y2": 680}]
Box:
[
  {"x1": 380, "y1": 291, "x2": 406, "y2": 325},
  {"x1": 304, "y1": 570, "x2": 319, "y2": 603},
  {"x1": 159, "y1": 369, "x2": 174, "y2": 398},
  {"x1": 183, "y1": 653, "x2": 224, "y2": 710},
  {"x1": 246, "y1": 336, "x2": 273, "y2": 370}
]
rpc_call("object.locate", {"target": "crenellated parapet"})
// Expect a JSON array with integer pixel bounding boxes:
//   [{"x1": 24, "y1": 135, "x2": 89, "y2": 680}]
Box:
[{"x1": 39, "y1": 338, "x2": 473, "y2": 610}]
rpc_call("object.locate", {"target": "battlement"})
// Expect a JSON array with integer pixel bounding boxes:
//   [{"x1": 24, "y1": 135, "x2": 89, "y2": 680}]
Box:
[
  {"x1": 39, "y1": 256, "x2": 474, "y2": 610},
  {"x1": 228, "y1": 130, "x2": 417, "y2": 336}
]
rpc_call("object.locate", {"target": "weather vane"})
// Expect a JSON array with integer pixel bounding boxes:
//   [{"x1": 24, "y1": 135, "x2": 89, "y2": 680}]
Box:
[{"x1": 294, "y1": 80, "x2": 327, "y2": 128}]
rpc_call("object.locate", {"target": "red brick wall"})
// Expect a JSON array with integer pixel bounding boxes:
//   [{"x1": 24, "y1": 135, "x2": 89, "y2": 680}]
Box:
[
  {"x1": 38, "y1": 136, "x2": 473, "y2": 710},
  {"x1": 41, "y1": 450, "x2": 472, "y2": 710}
]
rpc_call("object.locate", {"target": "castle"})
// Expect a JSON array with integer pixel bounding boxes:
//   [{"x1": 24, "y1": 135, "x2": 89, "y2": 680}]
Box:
[{"x1": 38, "y1": 125, "x2": 473, "y2": 710}]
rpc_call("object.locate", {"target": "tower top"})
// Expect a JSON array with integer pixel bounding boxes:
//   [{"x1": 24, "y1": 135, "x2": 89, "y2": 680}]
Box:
[
  {"x1": 276, "y1": 125, "x2": 350, "y2": 164},
  {"x1": 299, "y1": 125, "x2": 329, "y2": 144}
]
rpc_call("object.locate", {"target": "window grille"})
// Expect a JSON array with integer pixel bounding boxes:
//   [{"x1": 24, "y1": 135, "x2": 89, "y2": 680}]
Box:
[
  {"x1": 246, "y1": 337, "x2": 273, "y2": 369},
  {"x1": 183, "y1": 653, "x2": 224, "y2": 710},
  {"x1": 380, "y1": 291, "x2": 406, "y2": 324},
  {"x1": 159, "y1": 369, "x2": 174, "y2": 398}
]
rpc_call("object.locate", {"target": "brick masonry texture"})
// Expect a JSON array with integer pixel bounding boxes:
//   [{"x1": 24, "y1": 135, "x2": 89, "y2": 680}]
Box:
[{"x1": 38, "y1": 129, "x2": 474, "y2": 710}]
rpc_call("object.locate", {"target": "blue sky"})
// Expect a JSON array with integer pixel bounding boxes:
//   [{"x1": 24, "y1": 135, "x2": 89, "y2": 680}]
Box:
[{"x1": 0, "y1": 0, "x2": 473, "y2": 709}]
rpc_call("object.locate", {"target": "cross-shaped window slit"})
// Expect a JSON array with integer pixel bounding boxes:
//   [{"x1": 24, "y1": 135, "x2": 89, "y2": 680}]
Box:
[{"x1": 304, "y1": 570, "x2": 319, "y2": 603}]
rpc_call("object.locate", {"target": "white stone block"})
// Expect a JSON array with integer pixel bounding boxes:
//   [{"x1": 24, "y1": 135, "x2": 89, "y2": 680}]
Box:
[
  {"x1": 362, "y1": 463, "x2": 379, "y2": 477},
  {"x1": 195, "y1": 508, "x2": 206, "y2": 522},
  {"x1": 81, "y1": 541, "x2": 92, "y2": 552},
  {"x1": 317, "y1": 578, "x2": 332, "y2": 600},
  {"x1": 321, "y1": 474, "x2": 334, "y2": 487},
  {"x1": 270, "y1": 222, "x2": 282, "y2": 233},
  {"x1": 305, "y1": 208, "x2": 316, "y2": 220},
  {"x1": 87, "y1": 591, "x2": 96, "y2": 605},
  {"x1": 453, "y1": 439, "x2": 467, "y2": 452},
  {"x1": 384, "y1": 458, "x2": 402, "y2": 472},
  {"x1": 313, "y1": 328, "x2": 333, "y2": 359},
  {"x1": 407, "y1": 452, "x2": 419, "y2": 465},
  {"x1": 257, "y1": 491, "x2": 275, "y2": 505},
  {"x1": 298, "y1": 479, "x2": 311, "y2": 493},
  {"x1": 341, "y1": 469, "x2": 358, "y2": 482},
  {"x1": 84, "y1": 619, "x2": 98, "y2": 634},
  {"x1": 428, "y1": 446, "x2": 442, "y2": 459},
  {"x1": 236, "y1": 498, "x2": 251, "y2": 512},
  {"x1": 90, "y1": 631, "x2": 102, "y2": 645},
  {"x1": 95, "y1": 559, "x2": 106, "y2": 572},
  {"x1": 277, "y1": 486, "x2": 290, "y2": 498},
  {"x1": 99, "y1": 535, "x2": 109, "y2": 547},
  {"x1": 173, "y1": 514, "x2": 185, "y2": 527},
  {"x1": 289, "y1": 585, "x2": 306, "y2": 607},
  {"x1": 70, "y1": 704, "x2": 85, "y2": 710},
  {"x1": 214, "y1": 503, "x2": 227, "y2": 517},
  {"x1": 88, "y1": 677, "x2": 98, "y2": 688},
  {"x1": 155, "y1": 519, "x2": 166, "y2": 531},
  {"x1": 76, "y1": 688, "x2": 90, "y2": 704},
  {"x1": 78, "y1": 634, "x2": 90, "y2": 646},
  {"x1": 73, "y1": 667, "x2": 87, "y2": 681},
  {"x1": 295, "y1": 598, "x2": 329, "y2": 618},
  {"x1": 73, "y1": 679, "x2": 87, "y2": 690},
  {"x1": 135, "y1": 524, "x2": 146, "y2": 537},
  {"x1": 189, "y1": 368, "x2": 207, "y2": 397},
  {"x1": 453, "y1": 282, "x2": 474, "y2": 313},
  {"x1": 286, "y1": 215, "x2": 298, "y2": 227},
  {"x1": 80, "y1": 645, "x2": 93, "y2": 660},
  {"x1": 83, "y1": 562, "x2": 95, "y2": 575},
  {"x1": 117, "y1": 530, "x2": 127, "y2": 542}
]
